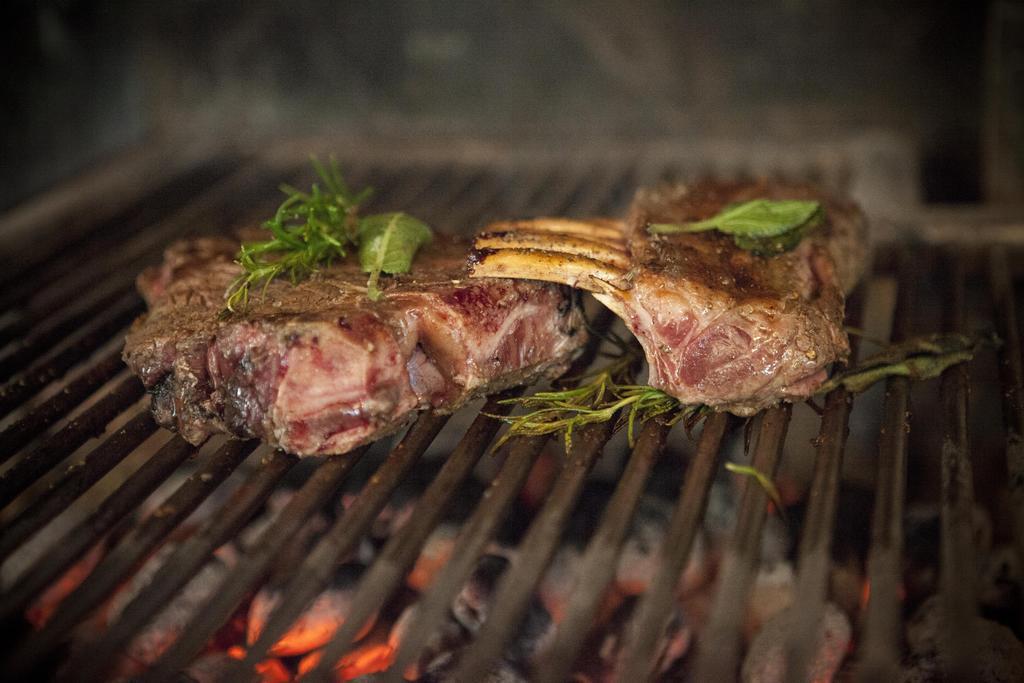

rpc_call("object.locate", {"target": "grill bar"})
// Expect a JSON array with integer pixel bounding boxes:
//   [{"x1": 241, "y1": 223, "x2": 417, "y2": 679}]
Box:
[
  {"x1": 938, "y1": 250, "x2": 978, "y2": 680},
  {"x1": 383, "y1": 435, "x2": 548, "y2": 683},
  {"x1": 0, "y1": 350, "x2": 127, "y2": 460},
  {"x1": 309, "y1": 304, "x2": 615, "y2": 680},
  {"x1": 447, "y1": 420, "x2": 614, "y2": 683},
  {"x1": 232, "y1": 413, "x2": 450, "y2": 676},
  {"x1": 534, "y1": 419, "x2": 669, "y2": 683},
  {"x1": 0, "y1": 285, "x2": 135, "y2": 382},
  {"x1": 854, "y1": 255, "x2": 914, "y2": 682},
  {"x1": 4, "y1": 439, "x2": 257, "y2": 677},
  {"x1": 304, "y1": 393, "x2": 519, "y2": 679},
  {"x1": 0, "y1": 376, "x2": 144, "y2": 500},
  {"x1": 71, "y1": 447, "x2": 298, "y2": 683},
  {"x1": 0, "y1": 157, "x2": 237, "y2": 311},
  {"x1": 2, "y1": 154, "x2": 1020, "y2": 682},
  {"x1": 0, "y1": 435, "x2": 196, "y2": 628},
  {"x1": 0, "y1": 410, "x2": 158, "y2": 563},
  {"x1": 691, "y1": 404, "x2": 793, "y2": 682},
  {"x1": 0, "y1": 295, "x2": 142, "y2": 419},
  {"x1": 0, "y1": 162, "x2": 291, "y2": 350},
  {"x1": 989, "y1": 247, "x2": 1024, "y2": 574},
  {"x1": 145, "y1": 446, "x2": 371, "y2": 682},
  {"x1": 616, "y1": 411, "x2": 730, "y2": 681},
  {"x1": 782, "y1": 288, "x2": 865, "y2": 683}
]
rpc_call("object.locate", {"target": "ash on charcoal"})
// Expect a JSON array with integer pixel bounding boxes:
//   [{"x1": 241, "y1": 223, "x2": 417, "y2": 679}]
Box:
[
  {"x1": 741, "y1": 601, "x2": 851, "y2": 683},
  {"x1": 570, "y1": 595, "x2": 690, "y2": 682},
  {"x1": 903, "y1": 503, "x2": 994, "y2": 606},
  {"x1": 390, "y1": 603, "x2": 468, "y2": 680},
  {"x1": 745, "y1": 560, "x2": 796, "y2": 640},
  {"x1": 901, "y1": 595, "x2": 1024, "y2": 682},
  {"x1": 104, "y1": 542, "x2": 237, "y2": 673},
  {"x1": 453, "y1": 554, "x2": 555, "y2": 666},
  {"x1": 978, "y1": 544, "x2": 1023, "y2": 630},
  {"x1": 184, "y1": 651, "x2": 235, "y2": 682},
  {"x1": 248, "y1": 562, "x2": 373, "y2": 657},
  {"x1": 616, "y1": 494, "x2": 709, "y2": 596}
]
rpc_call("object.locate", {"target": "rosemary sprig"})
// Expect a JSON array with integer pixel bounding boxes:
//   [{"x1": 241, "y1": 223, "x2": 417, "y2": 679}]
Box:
[
  {"x1": 224, "y1": 158, "x2": 432, "y2": 311},
  {"x1": 226, "y1": 158, "x2": 371, "y2": 312},
  {"x1": 490, "y1": 329, "x2": 994, "y2": 455},
  {"x1": 490, "y1": 345, "x2": 704, "y2": 453}
]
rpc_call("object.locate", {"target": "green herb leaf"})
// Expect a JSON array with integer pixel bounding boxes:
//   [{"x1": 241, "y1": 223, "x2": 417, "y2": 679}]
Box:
[
  {"x1": 357, "y1": 212, "x2": 433, "y2": 301},
  {"x1": 724, "y1": 463, "x2": 786, "y2": 518},
  {"x1": 648, "y1": 199, "x2": 823, "y2": 255},
  {"x1": 816, "y1": 331, "x2": 998, "y2": 394},
  {"x1": 223, "y1": 158, "x2": 432, "y2": 311}
]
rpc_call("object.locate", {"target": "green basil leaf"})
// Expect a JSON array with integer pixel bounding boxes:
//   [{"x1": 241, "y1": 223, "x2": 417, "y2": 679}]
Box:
[
  {"x1": 357, "y1": 212, "x2": 433, "y2": 300},
  {"x1": 648, "y1": 199, "x2": 822, "y2": 255}
]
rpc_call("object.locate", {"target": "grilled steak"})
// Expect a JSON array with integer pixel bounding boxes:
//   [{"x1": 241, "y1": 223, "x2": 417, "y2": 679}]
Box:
[
  {"x1": 469, "y1": 180, "x2": 868, "y2": 415},
  {"x1": 124, "y1": 236, "x2": 586, "y2": 456}
]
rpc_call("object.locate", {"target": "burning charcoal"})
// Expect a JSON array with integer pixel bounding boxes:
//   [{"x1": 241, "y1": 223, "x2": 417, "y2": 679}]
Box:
[
  {"x1": 26, "y1": 537, "x2": 106, "y2": 629},
  {"x1": 741, "y1": 601, "x2": 851, "y2": 683},
  {"x1": 295, "y1": 631, "x2": 396, "y2": 680},
  {"x1": 418, "y1": 653, "x2": 530, "y2": 683},
  {"x1": 744, "y1": 560, "x2": 795, "y2": 641},
  {"x1": 185, "y1": 651, "x2": 235, "y2": 683},
  {"x1": 106, "y1": 543, "x2": 237, "y2": 675},
  {"x1": 224, "y1": 646, "x2": 293, "y2": 683},
  {"x1": 407, "y1": 522, "x2": 461, "y2": 591},
  {"x1": 977, "y1": 544, "x2": 1023, "y2": 627},
  {"x1": 615, "y1": 495, "x2": 709, "y2": 597},
  {"x1": 187, "y1": 650, "x2": 290, "y2": 683},
  {"x1": 248, "y1": 563, "x2": 375, "y2": 657},
  {"x1": 573, "y1": 596, "x2": 690, "y2": 682},
  {"x1": 539, "y1": 545, "x2": 582, "y2": 623},
  {"x1": 452, "y1": 553, "x2": 555, "y2": 666},
  {"x1": 759, "y1": 514, "x2": 792, "y2": 566},
  {"x1": 901, "y1": 595, "x2": 1024, "y2": 682},
  {"x1": 454, "y1": 554, "x2": 511, "y2": 633},
  {"x1": 388, "y1": 603, "x2": 468, "y2": 680}
]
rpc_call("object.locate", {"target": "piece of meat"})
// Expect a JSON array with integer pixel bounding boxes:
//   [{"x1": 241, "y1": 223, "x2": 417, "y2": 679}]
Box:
[
  {"x1": 469, "y1": 180, "x2": 868, "y2": 415},
  {"x1": 123, "y1": 236, "x2": 586, "y2": 456}
]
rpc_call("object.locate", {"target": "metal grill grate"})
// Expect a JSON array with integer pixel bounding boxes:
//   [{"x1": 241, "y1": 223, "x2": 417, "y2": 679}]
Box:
[{"x1": 0, "y1": 147, "x2": 1022, "y2": 682}]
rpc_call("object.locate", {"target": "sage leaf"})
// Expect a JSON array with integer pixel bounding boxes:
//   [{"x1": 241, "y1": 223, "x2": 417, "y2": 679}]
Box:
[
  {"x1": 358, "y1": 212, "x2": 433, "y2": 300},
  {"x1": 817, "y1": 331, "x2": 998, "y2": 395},
  {"x1": 649, "y1": 199, "x2": 822, "y2": 255}
]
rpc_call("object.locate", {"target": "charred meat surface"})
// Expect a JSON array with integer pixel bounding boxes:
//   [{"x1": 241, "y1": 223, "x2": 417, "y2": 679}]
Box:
[
  {"x1": 123, "y1": 236, "x2": 586, "y2": 456},
  {"x1": 470, "y1": 181, "x2": 868, "y2": 415}
]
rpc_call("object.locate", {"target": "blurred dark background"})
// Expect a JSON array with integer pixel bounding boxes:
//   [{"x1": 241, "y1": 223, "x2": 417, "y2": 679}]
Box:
[{"x1": 1, "y1": 0, "x2": 1021, "y2": 211}]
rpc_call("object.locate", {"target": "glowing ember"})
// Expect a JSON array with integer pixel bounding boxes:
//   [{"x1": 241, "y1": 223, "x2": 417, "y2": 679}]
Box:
[
  {"x1": 226, "y1": 646, "x2": 291, "y2": 683},
  {"x1": 297, "y1": 640, "x2": 396, "y2": 680},
  {"x1": 26, "y1": 538, "x2": 106, "y2": 629},
  {"x1": 247, "y1": 564, "x2": 374, "y2": 657}
]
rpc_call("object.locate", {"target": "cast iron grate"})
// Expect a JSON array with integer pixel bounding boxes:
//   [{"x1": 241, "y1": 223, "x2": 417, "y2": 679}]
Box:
[{"x1": 0, "y1": 148, "x2": 1021, "y2": 682}]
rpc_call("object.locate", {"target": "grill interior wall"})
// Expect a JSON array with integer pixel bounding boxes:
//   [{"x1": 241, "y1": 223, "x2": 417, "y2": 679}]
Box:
[{"x1": 1, "y1": 152, "x2": 1023, "y2": 682}]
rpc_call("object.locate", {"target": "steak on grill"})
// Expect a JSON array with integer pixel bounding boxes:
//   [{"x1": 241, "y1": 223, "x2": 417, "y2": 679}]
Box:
[
  {"x1": 123, "y1": 236, "x2": 586, "y2": 456},
  {"x1": 469, "y1": 180, "x2": 868, "y2": 415}
]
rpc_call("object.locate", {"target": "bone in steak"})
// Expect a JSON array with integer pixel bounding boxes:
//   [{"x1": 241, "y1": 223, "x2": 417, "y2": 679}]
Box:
[
  {"x1": 469, "y1": 181, "x2": 868, "y2": 415},
  {"x1": 123, "y1": 236, "x2": 586, "y2": 456}
]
